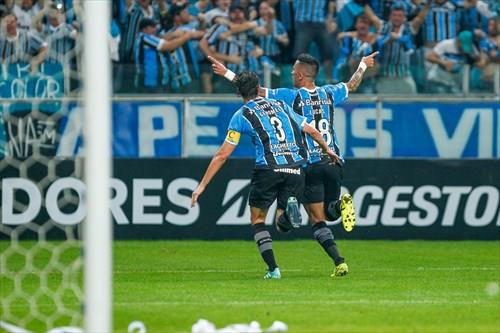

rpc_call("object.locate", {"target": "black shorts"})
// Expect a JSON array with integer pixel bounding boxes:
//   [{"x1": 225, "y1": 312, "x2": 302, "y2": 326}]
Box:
[
  {"x1": 303, "y1": 162, "x2": 343, "y2": 204},
  {"x1": 249, "y1": 167, "x2": 305, "y2": 210}
]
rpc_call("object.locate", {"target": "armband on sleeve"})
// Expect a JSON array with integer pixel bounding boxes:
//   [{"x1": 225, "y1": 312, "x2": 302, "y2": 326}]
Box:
[{"x1": 225, "y1": 130, "x2": 241, "y2": 145}]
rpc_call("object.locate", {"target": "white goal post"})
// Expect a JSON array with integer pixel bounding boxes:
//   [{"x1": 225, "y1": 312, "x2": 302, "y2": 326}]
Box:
[{"x1": 83, "y1": 0, "x2": 112, "y2": 331}]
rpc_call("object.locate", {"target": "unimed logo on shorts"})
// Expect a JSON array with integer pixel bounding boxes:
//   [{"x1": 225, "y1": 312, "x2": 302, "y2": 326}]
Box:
[{"x1": 2, "y1": 178, "x2": 499, "y2": 228}]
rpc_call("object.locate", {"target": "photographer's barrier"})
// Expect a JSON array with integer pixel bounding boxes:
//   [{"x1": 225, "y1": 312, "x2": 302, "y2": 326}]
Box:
[
  {"x1": 1, "y1": 99, "x2": 499, "y2": 158},
  {"x1": 1, "y1": 158, "x2": 499, "y2": 240}
]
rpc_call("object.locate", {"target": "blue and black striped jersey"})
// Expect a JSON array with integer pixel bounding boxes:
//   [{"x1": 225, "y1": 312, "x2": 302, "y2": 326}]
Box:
[
  {"x1": 0, "y1": 30, "x2": 46, "y2": 64},
  {"x1": 134, "y1": 32, "x2": 168, "y2": 88},
  {"x1": 293, "y1": 0, "x2": 330, "y2": 23},
  {"x1": 266, "y1": 83, "x2": 349, "y2": 164},
  {"x1": 226, "y1": 97, "x2": 308, "y2": 169},
  {"x1": 424, "y1": 2, "x2": 460, "y2": 44}
]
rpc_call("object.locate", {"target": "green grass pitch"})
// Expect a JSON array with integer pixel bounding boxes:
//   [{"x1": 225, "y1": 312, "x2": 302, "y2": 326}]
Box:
[{"x1": 2, "y1": 240, "x2": 500, "y2": 332}]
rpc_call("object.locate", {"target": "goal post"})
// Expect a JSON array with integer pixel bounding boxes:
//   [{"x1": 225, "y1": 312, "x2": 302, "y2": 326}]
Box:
[{"x1": 83, "y1": 0, "x2": 112, "y2": 331}]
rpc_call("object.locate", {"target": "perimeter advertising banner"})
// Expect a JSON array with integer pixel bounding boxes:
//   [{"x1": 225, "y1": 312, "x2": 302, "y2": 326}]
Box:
[
  {"x1": 1, "y1": 159, "x2": 499, "y2": 240},
  {"x1": 1, "y1": 100, "x2": 499, "y2": 158}
]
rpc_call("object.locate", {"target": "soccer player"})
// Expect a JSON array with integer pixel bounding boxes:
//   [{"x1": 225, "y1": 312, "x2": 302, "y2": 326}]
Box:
[
  {"x1": 208, "y1": 50, "x2": 377, "y2": 277},
  {"x1": 190, "y1": 71, "x2": 340, "y2": 280}
]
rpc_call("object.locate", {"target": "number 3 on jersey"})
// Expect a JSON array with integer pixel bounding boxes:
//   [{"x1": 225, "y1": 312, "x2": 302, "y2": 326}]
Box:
[
  {"x1": 309, "y1": 119, "x2": 332, "y2": 146},
  {"x1": 270, "y1": 116, "x2": 286, "y2": 142}
]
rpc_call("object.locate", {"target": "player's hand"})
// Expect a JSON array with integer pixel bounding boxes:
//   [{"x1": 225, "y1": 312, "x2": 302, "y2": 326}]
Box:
[
  {"x1": 326, "y1": 149, "x2": 341, "y2": 165},
  {"x1": 207, "y1": 55, "x2": 228, "y2": 76},
  {"x1": 361, "y1": 51, "x2": 379, "y2": 68},
  {"x1": 191, "y1": 184, "x2": 205, "y2": 208}
]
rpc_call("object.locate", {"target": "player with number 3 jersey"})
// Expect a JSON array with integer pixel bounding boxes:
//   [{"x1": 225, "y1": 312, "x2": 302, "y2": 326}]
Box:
[
  {"x1": 208, "y1": 51, "x2": 378, "y2": 277},
  {"x1": 191, "y1": 71, "x2": 340, "y2": 279}
]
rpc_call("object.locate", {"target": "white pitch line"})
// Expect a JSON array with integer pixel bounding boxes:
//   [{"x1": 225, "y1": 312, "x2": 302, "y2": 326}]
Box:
[
  {"x1": 114, "y1": 299, "x2": 496, "y2": 307},
  {"x1": 114, "y1": 269, "x2": 303, "y2": 273},
  {"x1": 114, "y1": 267, "x2": 499, "y2": 274}
]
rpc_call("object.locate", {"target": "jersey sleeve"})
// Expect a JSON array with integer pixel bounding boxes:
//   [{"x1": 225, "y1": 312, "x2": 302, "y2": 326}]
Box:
[
  {"x1": 283, "y1": 103, "x2": 306, "y2": 130},
  {"x1": 324, "y1": 82, "x2": 349, "y2": 105},
  {"x1": 265, "y1": 87, "x2": 296, "y2": 106},
  {"x1": 225, "y1": 110, "x2": 248, "y2": 145}
]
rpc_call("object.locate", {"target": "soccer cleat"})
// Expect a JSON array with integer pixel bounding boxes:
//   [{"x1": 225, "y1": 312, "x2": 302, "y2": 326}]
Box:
[
  {"x1": 275, "y1": 219, "x2": 291, "y2": 234},
  {"x1": 331, "y1": 262, "x2": 348, "y2": 277},
  {"x1": 340, "y1": 194, "x2": 356, "y2": 232},
  {"x1": 264, "y1": 267, "x2": 281, "y2": 279},
  {"x1": 286, "y1": 196, "x2": 302, "y2": 229}
]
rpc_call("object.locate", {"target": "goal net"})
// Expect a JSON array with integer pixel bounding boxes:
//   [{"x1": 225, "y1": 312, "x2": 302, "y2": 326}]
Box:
[
  {"x1": 0, "y1": 102, "x2": 83, "y2": 331},
  {"x1": 1, "y1": 1, "x2": 111, "y2": 331}
]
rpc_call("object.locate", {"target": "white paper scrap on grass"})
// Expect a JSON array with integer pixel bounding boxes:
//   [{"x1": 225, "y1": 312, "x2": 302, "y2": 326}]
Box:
[{"x1": 192, "y1": 319, "x2": 288, "y2": 333}]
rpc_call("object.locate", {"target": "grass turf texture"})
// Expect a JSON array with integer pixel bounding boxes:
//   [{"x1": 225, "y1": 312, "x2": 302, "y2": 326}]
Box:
[{"x1": 1, "y1": 240, "x2": 499, "y2": 332}]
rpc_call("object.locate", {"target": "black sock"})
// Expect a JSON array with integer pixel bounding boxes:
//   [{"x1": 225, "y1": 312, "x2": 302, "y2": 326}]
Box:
[
  {"x1": 252, "y1": 223, "x2": 277, "y2": 271},
  {"x1": 326, "y1": 200, "x2": 341, "y2": 221},
  {"x1": 312, "y1": 221, "x2": 345, "y2": 266}
]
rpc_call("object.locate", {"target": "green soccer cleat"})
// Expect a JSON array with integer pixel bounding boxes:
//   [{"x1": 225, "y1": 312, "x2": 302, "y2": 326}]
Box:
[
  {"x1": 331, "y1": 262, "x2": 348, "y2": 277},
  {"x1": 340, "y1": 194, "x2": 356, "y2": 232},
  {"x1": 286, "y1": 196, "x2": 302, "y2": 229},
  {"x1": 264, "y1": 267, "x2": 281, "y2": 279}
]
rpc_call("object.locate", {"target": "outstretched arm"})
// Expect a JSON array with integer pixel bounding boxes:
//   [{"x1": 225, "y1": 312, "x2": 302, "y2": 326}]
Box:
[
  {"x1": 207, "y1": 55, "x2": 267, "y2": 96},
  {"x1": 191, "y1": 141, "x2": 236, "y2": 207},
  {"x1": 345, "y1": 51, "x2": 378, "y2": 92}
]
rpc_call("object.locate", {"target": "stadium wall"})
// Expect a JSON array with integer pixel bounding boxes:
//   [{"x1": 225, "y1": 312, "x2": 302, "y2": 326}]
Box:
[{"x1": 1, "y1": 158, "x2": 499, "y2": 240}]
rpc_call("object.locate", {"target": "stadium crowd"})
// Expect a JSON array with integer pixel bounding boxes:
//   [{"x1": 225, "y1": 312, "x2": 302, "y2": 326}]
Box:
[{"x1": 0, "y1": 0, "x2": 498, "y2": 94}]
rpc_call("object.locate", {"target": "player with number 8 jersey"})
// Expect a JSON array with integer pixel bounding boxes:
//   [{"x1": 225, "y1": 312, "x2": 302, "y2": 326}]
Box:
[
  {"x1": 191, "y1": 71, "x2": 340, "y2": 279},
  {"x1": 208, "y1": 51, "x2": 378, "y2": 277}
]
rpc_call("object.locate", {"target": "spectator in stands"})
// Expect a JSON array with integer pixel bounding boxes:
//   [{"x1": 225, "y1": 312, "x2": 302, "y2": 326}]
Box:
[
  {"x1": 425, "y1": 30, "x2": 486, "y2": 92},
  {"x1": 0, "y1": 0, "x2": 15, "y2": 17},
  {"x1": 188, "y1": 0, "x2": 212, "y2": 25},
  {"x1": 32, "y1": 5, "x2": 78, "y2": 64},
  {"x1": 460, "y1": 0, "x2": 494, "y2": 34},
  {"x1": 235, "y1": 0, "x2": 259, "y2": 20},
  {"x1": 199, "y1": 4, "x2": 263, "y2": 93},
  {"x1": 477, "y1": 17, "x2": 498, "y2": 90},
  {"x1": 12, "y1": 0, "x2": 41, "y2": 31},
  {"x1": 423, "y1": 0, "x2": 461, "y2": 48},
  {"x1": 254, "y1": 1, "x2": 288, "y2": 86},
  {"x1": 204, "y1": 0, "x2": 231, "y2": 28},
  {"x1": 162, "y1": 3, "x2": 205, "y2": 92},
  {"x1": 364, "y1": 1, "x2": 430, "y2": 94},
  {"x1": 134, "y1": 17, "x2": 200, "y2": 93},
  {"x1": 255, "y1": 1, "x2": 288, "y2": 63},
  {"x1": 292, "y1": 0, "x2": 336, "y2": 83},
  {"x1": 333, "y1": 14, "x2": 377, "y2": 92},
  {"x1": 0, "y1": 13, "x2": 47, "y2": 72},
  {"x1": 120, "y1": 0, "x2": 165, "y2": 63}
]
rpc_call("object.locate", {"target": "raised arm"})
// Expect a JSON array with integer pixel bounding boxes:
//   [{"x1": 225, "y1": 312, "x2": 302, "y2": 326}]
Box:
[
  {"x1": 410, "y1": 0, "x2": 432, "y2": 33},
  {"x1": 345, "y1": 51, "x2": 378, "y2": 92},
  {"x1": 363, "y1": 4, "x2": 383, "y2": 32},
  {"x1": 207, "y1": 55, "x2": 267, "y2": 96}
]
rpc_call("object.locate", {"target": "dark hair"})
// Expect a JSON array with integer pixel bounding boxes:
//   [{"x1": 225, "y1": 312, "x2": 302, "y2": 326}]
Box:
[
  {"x1": 390, "y1": 2, "x2": 407, "y2": 13},
  {"x1": 234, "y1": 71, "x2": 260, "y2": 99},
  {"x1": 296, "y1": 53, "x2": 319, "y2": 76},
  {"x1": 139, "y1": 18, "x2": 157, "y2": 30}
]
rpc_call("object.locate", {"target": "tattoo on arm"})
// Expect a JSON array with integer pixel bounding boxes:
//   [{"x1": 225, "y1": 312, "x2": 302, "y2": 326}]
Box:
[{"x1": 346, "y1": 67, "x2": 365, "y2": 92}]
